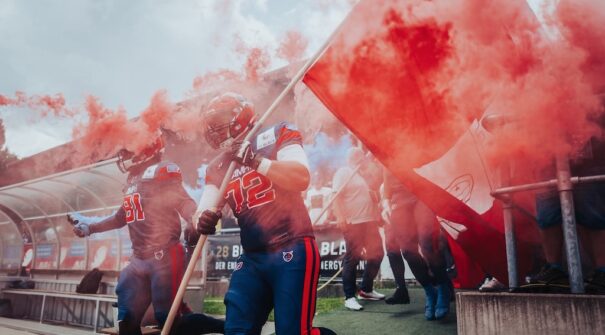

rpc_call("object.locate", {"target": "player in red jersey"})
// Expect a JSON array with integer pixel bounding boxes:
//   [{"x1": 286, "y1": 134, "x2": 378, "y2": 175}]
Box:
[
  {"x1": 69, "y1": 138, "x2": 224, "y2": 335},
  {"x1": 196, "y1": 93, "x2": 336, "y2": 335}
]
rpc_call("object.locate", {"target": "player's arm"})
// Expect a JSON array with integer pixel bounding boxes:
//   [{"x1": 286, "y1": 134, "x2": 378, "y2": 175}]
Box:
[
  {"x1": 172, "y1": 184, "x2": 201, "y2": 246},
  {"x1": 68, "y1": 211, "x2": 126, "y2": 237},
  {"x1": 261, "y1": 144, "x2": 310, "y2": 191},
  {"x1": 90, "y1": 214, "x2": 127, "y2": 233},
  {"x1": 381, "y1": 168, "x2": 395, "y2": 224},
  {"x1": 195, "y1": 179, "x2": 223, "y2": 236},
  {"x1": 232, "y1": 141, "x2": 311, "y2": 192}
]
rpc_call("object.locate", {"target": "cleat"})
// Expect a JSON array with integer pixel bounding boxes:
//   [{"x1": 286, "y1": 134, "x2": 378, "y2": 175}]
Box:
[
  {"x1": 385, "y1": 287, "x2": 410, "y2": 304},
  {"x1": 479, "y1": 277, "x2": 506, "y2": 292},
  {"x1": 435, "y1": 283, "x2": 451, "y2": 320},
  {"x1": 344, "y1": 297, "x2": 364, "y2": 311},
  {"x1": 357, "y1": 289, "x2": 385, "y2": 301},
  {"x1": 423, "y1": 285, "x2": 437, "y2": 321},
  {"x1": 528, "y1": 265, "x2": 569, "y2": 286},
  {"x1": 515, "y1": 265, "x2": 570, "y2": 293}
]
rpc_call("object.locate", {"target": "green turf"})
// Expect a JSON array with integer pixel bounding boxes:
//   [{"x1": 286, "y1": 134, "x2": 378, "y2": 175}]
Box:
[
  {"x1": 313, "y1": 288, "x2": 457, "y2": 335},
  {"x1": 202, "y1": 298, "x2": 227, "y2": 316},
  {"x1": 203, "y1": 288, "x2": 457, "y2": 334},
  {"x1": 203, "y1": 296, "x2": 344, "y2": 322}
]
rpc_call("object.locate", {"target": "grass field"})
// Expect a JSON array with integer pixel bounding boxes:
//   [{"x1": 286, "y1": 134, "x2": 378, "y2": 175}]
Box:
[
  {"x1": 203, "y1": 296, "x2": 344, "y2": 322},
  {"x1": 203, "y1": 288, "x2": 457, "y2": 334}
]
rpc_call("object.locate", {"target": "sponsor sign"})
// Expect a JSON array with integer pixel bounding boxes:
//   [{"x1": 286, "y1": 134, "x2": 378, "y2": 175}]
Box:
[{"x1": 206, "y1": 226, "x2": 365, "y2": 279}]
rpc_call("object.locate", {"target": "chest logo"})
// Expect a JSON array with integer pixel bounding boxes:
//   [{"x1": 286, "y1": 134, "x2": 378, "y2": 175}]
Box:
[
  {"x1": 256, "y1": 127, "x2": 276, "y2": 150},
  {"x1": 283, "y1": 251, "x2": 294, "y2": 263},
  {"x1": 125, "y1": 184, "x2": 138, "y2": 194},
  {"x1": 234, "y1": 261, "x2": 243, "y2": 271}
]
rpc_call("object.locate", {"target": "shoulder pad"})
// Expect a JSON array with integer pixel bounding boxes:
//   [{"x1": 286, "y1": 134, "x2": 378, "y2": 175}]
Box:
[
  {"x1": 142, "y1": 161, "x2": 182, "y2": 182},
  {"x1": 278, "y1": 121, "x2": 298, "y2": 131}
]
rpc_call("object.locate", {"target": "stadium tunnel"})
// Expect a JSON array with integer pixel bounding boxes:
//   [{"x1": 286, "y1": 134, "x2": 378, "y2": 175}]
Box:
[
  {"x1": 0, "y1": 156, "x2": 209, "y2": 331},
  {"x1": 0, "y1": 159, "x2": 127, "y2": 277},
  {"x1": 0, "y1": 157, "x2": 205, "y2": 281}
]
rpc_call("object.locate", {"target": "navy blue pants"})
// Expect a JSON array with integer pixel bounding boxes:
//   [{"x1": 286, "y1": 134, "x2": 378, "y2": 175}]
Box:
[
  {"x1": 342, "y1": 222, "x2": 384, "y2": 298},
  {"x1": 224, "y1": 237, "x2": 321, "y2": 335},
  {"x1": 116, "y1": 243, "x2": 185, "y2": 330}
]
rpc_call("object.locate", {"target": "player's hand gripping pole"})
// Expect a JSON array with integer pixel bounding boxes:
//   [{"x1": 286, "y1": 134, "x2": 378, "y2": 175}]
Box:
[{"x1": 160, "y1": 4, "x2": 359, "y2": 334}]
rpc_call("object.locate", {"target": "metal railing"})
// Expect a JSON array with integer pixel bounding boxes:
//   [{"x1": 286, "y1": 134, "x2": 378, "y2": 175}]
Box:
[{"x1": 491, "y1": 154, "x2": 605, "y2": 293}]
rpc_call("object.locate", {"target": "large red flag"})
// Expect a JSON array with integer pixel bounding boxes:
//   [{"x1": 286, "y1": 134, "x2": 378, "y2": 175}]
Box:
[{"x1": 304, "y1": 0, "x2": 542, "y2": 287}]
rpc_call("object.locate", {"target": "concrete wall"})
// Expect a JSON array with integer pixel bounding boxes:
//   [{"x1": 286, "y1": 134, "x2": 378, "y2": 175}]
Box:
[{"x1": 457, "y1": 292, "x2": 605, "y2": 335}]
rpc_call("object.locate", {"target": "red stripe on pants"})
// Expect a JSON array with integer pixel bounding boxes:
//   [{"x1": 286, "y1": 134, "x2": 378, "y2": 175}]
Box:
[
  {"x1": 301, "y1": 237, "x2": 320, "y2": 335},
  {"x1": 170, "y1": 245, "x2": 184, "y2": 300},
  {"x1": 309, "y1": 239, "x2": 320, "y2": 324}
]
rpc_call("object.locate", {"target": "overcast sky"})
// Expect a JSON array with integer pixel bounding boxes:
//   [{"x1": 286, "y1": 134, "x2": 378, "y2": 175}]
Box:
[{"x1": 0, "y1": 0, "x2": 351, "y2": 158}]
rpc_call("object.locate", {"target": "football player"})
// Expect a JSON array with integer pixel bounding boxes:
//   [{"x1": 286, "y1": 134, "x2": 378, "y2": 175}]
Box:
[
  {"x1": 383, "y1": 168, "x2": 451, "y2": 320},
  {"x1": 69, "y1": 137, "x2": 224, "y2": 335},
  {"x1": 196, "y1": 93, "x2": 336, "y2": 335}
]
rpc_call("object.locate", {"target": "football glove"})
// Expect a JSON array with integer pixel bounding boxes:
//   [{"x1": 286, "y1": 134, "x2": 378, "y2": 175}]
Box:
[
  {"x1": 67, "y1": 212, "x2": 92, "y2": 237},
  {"x1": 231, "y1": 140, "x2": 262, "y2": 170},
  {"x1": 197, "y1": 210, "x2": 221, "y2": 235},
  {"x1": 73, "y1": 222, "x2": 91, "y2": 237}
]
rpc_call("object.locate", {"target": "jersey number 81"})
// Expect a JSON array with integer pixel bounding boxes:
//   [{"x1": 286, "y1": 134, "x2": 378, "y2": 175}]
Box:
[{"x1": 123, "y1": 193, "x2": 145, "y2": 223}]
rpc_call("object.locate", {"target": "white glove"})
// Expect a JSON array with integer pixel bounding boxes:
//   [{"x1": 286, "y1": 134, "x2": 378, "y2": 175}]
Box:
[
  {"x1": 67, "y1": 213, "x2": 92, "y2": 237},
  {"x1": 73, "y1": 223, "x2": 91, "y2": 238}
]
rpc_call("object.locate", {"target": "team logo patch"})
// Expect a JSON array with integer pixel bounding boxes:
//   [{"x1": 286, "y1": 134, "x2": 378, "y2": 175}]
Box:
[
  {"x1": 234, "y1": 261, "x2": 243, "y2": 271},
  {"x1": 282, "y1": 251, "x2": 294, "y2": 263},
  {"x1": 256, "y1": 127, "x2": 276, "y2": 149}
]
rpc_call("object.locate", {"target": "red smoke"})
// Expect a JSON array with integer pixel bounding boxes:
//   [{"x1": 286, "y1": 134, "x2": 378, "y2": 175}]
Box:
[
  {"x1": 306, "y1": 0, "x2": 605, "y2": 174},
  {"x1": 435, "y1": 0, "x2": 604, "y2": 171},
  {"x1": 73, "y1": 25, "x2": 303, "y2": 162},
  {"x1": 73, "y1": 91, "x2": 174, "y2": 163},
  {"x1": 0, "y1": 91, "x2": 76, "y2": 117},
  {"x1": 277, "y1": 31, "x2": 309, "y2": 63},
  {"x1": 554, "y1": 0, "x2": 605, "y2": 93},
  {"x1": 244, "y1": 47, "x2": 271, "y2": 83}
]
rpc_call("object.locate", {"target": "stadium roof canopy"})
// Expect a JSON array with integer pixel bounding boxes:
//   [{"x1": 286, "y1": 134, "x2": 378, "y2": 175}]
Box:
[{"x1": 0, "y1": 158, "x2": 126, "y2": 273}]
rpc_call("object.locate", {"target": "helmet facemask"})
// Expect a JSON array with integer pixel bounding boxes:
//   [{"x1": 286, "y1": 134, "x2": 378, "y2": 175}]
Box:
[
  {"x1": 116, "y1": 138, "x2": 164, "y2": 174},
  {"x1": 203, "y1": 93, "x2": 256, "y2": 150}
]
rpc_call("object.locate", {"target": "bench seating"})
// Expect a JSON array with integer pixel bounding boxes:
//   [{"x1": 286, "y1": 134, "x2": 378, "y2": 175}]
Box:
[{"x1": 3, "y1": 288, "x2": 117, "y2": 332}]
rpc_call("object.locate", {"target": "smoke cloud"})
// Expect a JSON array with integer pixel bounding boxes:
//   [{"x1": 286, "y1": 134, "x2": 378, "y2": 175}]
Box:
[
  {"x1": 0, "y1": 92, "x2": 75, "y2": 118},
  {"x1": 306, "y1": 0, "x2": 605, "y2": 178}
]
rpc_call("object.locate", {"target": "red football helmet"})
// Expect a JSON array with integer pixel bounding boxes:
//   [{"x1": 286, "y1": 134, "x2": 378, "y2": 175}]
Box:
[
  {"x1": 117, "y1": 137, "x2": 164, "y2": 173},
  {"x1": 202, "y1": 92, "x2": 256, "y2": 150}
]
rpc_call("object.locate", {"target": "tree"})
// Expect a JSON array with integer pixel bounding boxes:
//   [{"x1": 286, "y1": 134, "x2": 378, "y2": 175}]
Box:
[{"x1": 0, "y1": 119, "x2": 18, "y2": 171}]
